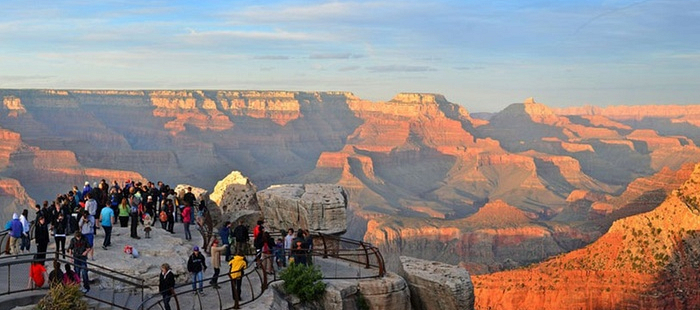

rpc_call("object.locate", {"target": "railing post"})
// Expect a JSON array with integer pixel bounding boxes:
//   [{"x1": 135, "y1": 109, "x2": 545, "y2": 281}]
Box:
[{"x1": 359, "y1": 242, "x2": 370, "y2": 269}]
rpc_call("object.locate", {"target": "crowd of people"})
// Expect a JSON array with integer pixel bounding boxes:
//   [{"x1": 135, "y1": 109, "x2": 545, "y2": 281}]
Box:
[
  {"x1": 7, "y1": 179, "x2": 209, "y2": 294},
  {"x1": 4, "y1": 178, "x2": 317, "y2": 309}
]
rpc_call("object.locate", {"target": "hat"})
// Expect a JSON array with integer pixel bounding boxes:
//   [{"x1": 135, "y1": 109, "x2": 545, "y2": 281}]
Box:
[
  {"x1": 12, "y1": 213, "x2": 18, "y2": 219},
  {"x1": 85, "y1": 181, "x2": 90, "y2": 186},
  {"x1": 193, "y1": 246, "x2": 199, "y2": 251}
]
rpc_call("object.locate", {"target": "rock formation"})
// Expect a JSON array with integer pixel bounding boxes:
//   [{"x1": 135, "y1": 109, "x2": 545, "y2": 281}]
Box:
[
  {"x1": 400, "y1": 256, "x2": 474, "y2": 310},
  {"x1": 209, "y1": 171, "x2": 260, "y2": 224},
  {"x1": 258, "y1": 184, "x2": 348, "y2": 235},
  {"x1": 473, "y1": 163, "x2": 700, "y2": 309}
]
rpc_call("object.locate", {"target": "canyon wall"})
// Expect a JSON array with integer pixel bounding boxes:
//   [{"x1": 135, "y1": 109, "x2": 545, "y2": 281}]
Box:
[{"x1": 2, "y1": 91, "x2": 700, "y2": 284}]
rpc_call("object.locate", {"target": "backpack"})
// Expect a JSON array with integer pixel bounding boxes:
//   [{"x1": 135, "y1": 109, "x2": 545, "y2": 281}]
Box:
[
  {"x1": 159, "y1": 210, "x2": 168, "y2": 222},
  {"x1": 254, "y1": 234, "x2": 264, "y2": 249}
]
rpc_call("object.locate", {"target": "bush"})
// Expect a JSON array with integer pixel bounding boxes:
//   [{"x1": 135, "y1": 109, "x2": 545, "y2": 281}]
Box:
[
  {"x1": 279, "y1": 263, "x2": 327, "y2": 302},
  {"x1": 36, "y1": 283, "x2": 88, "y2": 310}
]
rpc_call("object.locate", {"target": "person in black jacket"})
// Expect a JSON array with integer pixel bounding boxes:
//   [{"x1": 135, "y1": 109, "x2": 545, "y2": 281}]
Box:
[
  {"x1": 187, "y1": 246, "x2": 207, "y2": 295},
  {"x1": 159, "y1": 263, "x2": 176, "y2": 310},
  {"x1": 232, "y1": 220, "x2": 249, "y2": 255},
  {"x1": 34, "y1": 216, "x2": 50, "y2": 261}
]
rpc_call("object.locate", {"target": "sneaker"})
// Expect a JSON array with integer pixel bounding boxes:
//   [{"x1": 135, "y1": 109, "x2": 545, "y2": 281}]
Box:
[
  {"x1": 80, "y1": 287, "x2": 88, "y2": 293},
  {"x1": 199, "y1": 291, "x2": 205, "y2": 296},
  {"x1": 101, "y1": 246, "x2": 107, "y2": 250},
  {"x1": 212, "y1": 284, "x2": 221, "y2": 289}
]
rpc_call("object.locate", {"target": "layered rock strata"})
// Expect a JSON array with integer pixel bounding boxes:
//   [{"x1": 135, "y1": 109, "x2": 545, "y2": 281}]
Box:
[
  {"x1": 257, "y1": 184, "x2": 348, "y2": 235},
  {"x1": 400, "y1": 256, "x2": 474, "y2": 310}
]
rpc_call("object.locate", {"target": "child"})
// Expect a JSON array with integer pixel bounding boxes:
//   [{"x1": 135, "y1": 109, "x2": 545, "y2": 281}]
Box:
[
  {"x1": 143, "y1": 212, "x2": 153, "y2": 238},
  {"x1": 274, "y1": 238, "x2": 284, "y2": 269}
]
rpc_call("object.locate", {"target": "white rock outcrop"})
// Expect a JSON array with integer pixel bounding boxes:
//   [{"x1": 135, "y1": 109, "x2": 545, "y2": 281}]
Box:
[
  {"x1": 399, "y1": 256, "x2": 474, "y2": 310},
  {"x1": 257, "y1": 184, "x2": 347, "y2": 234},
  {"x1": 209, "y1": 171, "x2": 260, "y2": 224}
]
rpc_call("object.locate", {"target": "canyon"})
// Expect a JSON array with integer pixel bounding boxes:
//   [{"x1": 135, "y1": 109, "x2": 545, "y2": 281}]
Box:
[{"x1": 3, "y1": 90, "x2": 700, "y2": 307}]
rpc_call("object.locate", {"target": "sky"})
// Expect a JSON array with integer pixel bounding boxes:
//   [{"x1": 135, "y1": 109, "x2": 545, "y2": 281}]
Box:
[{"x1": 0, "y1": 0, "x2": 699, "y2": 112}]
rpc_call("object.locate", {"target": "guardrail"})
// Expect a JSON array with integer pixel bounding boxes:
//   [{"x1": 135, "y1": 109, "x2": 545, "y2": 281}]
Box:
[
  {"x1": 0, "y1": 251, "x2": 147, "y2": 309},
  {"x1": 137, "y1": 231, "x2": 385, "y2": 310}
]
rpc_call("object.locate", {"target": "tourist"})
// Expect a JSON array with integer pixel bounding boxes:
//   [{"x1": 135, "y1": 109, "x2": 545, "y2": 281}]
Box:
[
  {"x1": 145, "y1": 196, "x2": 156, "y2": 226},
  {"x1": 292, "y1": 229, "x2": 307, "y2": 265},
  {"x1": 183, "y1": 187, "x2": 196, "y2": 211},
  {"x1": 118, "y1": 197, "x2": 130, "y2": 227},
  {"x1": 9, "y1": 213, "x2": 22, "y2": 256},
  {"x1": 209, "y1": 238, "x2": 228, "y2": 289},
  {"x1": 67, "y1": 231, "x2": 91, "y2": 293},
  {"x1": 63, "y1": 262, "x2": 80, "y2": 285},
  {"x1": 187, "y1": 245, "x2": 207, "y2": 295},
  {"x1": 182, "y1": 203, "x2": 192, "y2": 240},
  {"x1": 159, "y1": 263, "x2": 176, "y2": 310},
  {"x1": 85, "y1": 192, "x2": 98, "y2": 236},
  {"x1": 284, "y1": 228, "x2": 294, "y2": 267},
  {"x1": 48, "y1": 259, "x2": 64, "y2": 288},
  {"x1": 81, "y1": 181, "x2": 92, "y2": 200},
  {"x1": 274, "y1": 237, "x2": 284, "y2": 269},
  {"x1": 34, "y1": 215, "x2": 50, "y2": 261},
  {"x1": 99, "y1": 200, "x2": 115, "y2": 249},
  {"x1": 129, "y1": 196, "x2": 141, "y2": 239},
  {"x1": 53, "y1": 213, "x2": 67, "y2": 257},
  {"x1": 232, "y1": 220, "x2": 249, "y2": 255},
  {"x1": 20, "y1": 209, "x2": 31, "y2": 254},
  {"x1": 228, "y1": 250, "x2": 247, "y2": 309},
  {"x1": 159, "y1": 205, "x2": 168, "y2": 230},
  {"x1": 219, "y1": 221, "x2": 232, "y2": 262},
  {"x1": 165, "y1": 198, "x2": 175, "y2": 233},
  {"x1": 143, "y1": 212, "x2": 153, "y2": 238},
  {"x1": 27, "y1": 259, "x2": 48, "y2": 289},
  {"x1": 79, "y1": 209, "x2": 95, "y2": 260}
]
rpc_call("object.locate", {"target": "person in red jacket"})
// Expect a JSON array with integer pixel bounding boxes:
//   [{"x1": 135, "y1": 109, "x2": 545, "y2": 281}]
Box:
[{"x1": 182, "y1": 203, "x2": 192, "y2": 240}]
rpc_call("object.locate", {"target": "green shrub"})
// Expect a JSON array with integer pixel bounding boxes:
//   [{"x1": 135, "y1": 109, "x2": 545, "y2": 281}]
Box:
[
  {"x1": 36, "y1": 283, "x2": 88, "y2": 310},
  {"x1": 279, "y1": 263, "x2": 327, "y2": 302}
]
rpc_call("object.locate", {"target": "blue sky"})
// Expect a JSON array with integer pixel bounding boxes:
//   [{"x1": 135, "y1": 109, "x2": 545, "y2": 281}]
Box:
[{"x1": 0, "y1": 0, "x2": 698, "y2": 112}]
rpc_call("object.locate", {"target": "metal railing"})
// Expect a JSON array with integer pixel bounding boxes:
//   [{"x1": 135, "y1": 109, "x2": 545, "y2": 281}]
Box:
[
  {"x1": 0, "y1": 251, "x2": 147, "y2": 309},
  {"x1": 137, "y1": 232, "x2": 386, "y2": 310}
]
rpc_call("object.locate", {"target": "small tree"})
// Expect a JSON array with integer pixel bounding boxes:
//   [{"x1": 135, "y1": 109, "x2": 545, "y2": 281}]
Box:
[
  {"x1": 36, "y1": 283, "x2": 88, "y2": 310},
  {"x1": 279, "y1": 263, "x2": 327, "y2": 302}
]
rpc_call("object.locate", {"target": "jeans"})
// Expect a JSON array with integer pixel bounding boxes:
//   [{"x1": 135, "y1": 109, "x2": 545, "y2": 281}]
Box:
[
  {"x1": 74, "y1": 257, "x2": 90, "y2": 290},
  {"x1": 184, "y1": 223, "x2": 191, "y2": 240},
  {"x1": 20, "y1": 234, "x2": 30, "y2": 251},
  {"x1": 54, "y1": 236, "x2": 66, "y2": 256},
  {"x1": 162, "y1": 292, "x2": 172, "y2": 310},
  {"x1": 102, "y1": 225, "x2": 112, "y2": 247},
  {"x1": 191, "y1": 271, "x2": 203, "y2": 292},
  {"x1": 211, "y1": 268, "x2": 220, "y2": 285}
]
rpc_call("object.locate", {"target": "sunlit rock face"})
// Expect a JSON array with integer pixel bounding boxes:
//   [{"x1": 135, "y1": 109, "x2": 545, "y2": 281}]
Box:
[
  {"x1": 473, "y1": 163, "x2": 700, "y2": 310},
  {"x1": 209, "y1": 171, "x2": 260, "y2": 225}
]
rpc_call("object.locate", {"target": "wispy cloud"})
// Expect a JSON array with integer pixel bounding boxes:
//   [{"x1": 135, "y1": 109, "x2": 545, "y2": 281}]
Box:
[
  {"x1": 253, "y1": 55, "x2": 290, "y2": 60},
  {"x1": 309, "y1": 53, "x2": 364, "y2": 59},
  {"x1": 367, "y1": 65, "x2": 436, "y2": 73}
]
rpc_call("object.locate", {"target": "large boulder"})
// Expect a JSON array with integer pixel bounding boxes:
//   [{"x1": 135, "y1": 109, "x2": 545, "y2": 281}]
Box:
[
  {"x1": 357, "y1": 272, "x2": 412, "y2": 310},
  {"x1": 399, "y1": 256, "x2": 474, "y2": 310},
  {"x1": 209, "y1": 171, "x2": 260, "y2": 225},
  {"x1": 257, "y1": 184, "x2": 347, "y2": 234}
]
